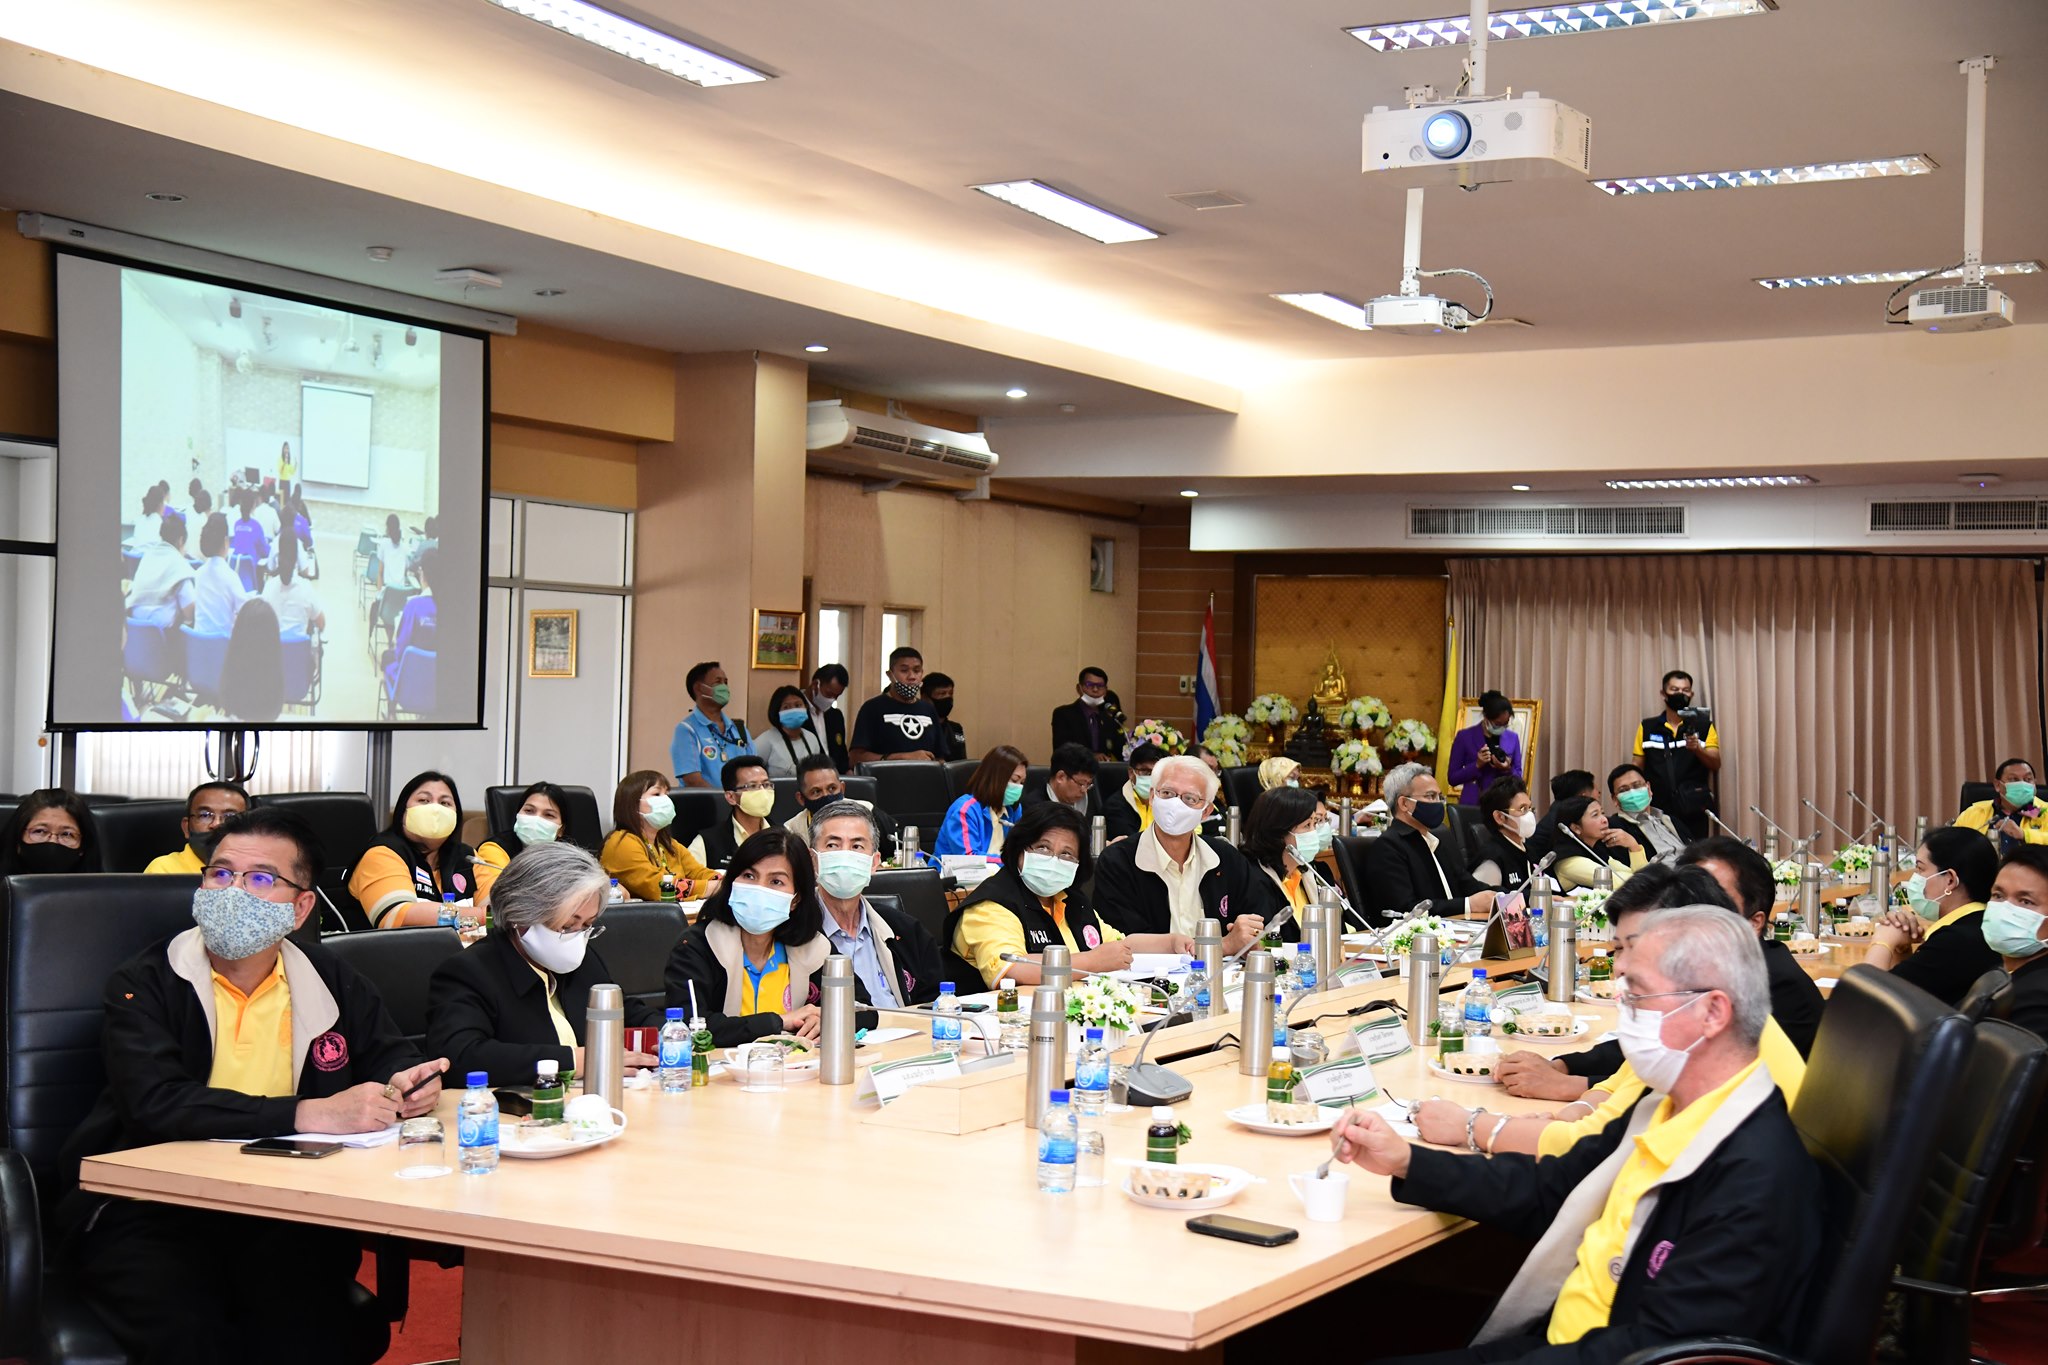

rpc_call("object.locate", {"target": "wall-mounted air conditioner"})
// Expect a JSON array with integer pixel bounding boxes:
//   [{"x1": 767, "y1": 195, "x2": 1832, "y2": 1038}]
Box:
[{"x1": 804, "y1": 401, "x2": 999, "y2": 493}]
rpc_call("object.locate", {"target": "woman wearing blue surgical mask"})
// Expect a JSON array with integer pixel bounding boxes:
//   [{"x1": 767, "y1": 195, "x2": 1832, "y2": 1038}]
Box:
[
  {"x1": 1104, "y1": 742, "x2": 1169, "y2": 843},
  {"x1": 429, "y1": 841, "x2": 663, "y2": 1080},
  {"x1": 935, "y1": 745, "x2": 1030, "y2": 860},
  {"x1": 601, "y1": 770, "x2": 717, "y2": 904},
  {"x1": 1237, "y1": 786, "x2": 1320, "y2": 939},
  {"x1": 761, "y1": 684, "x2": 826, "y2": 782},
  {"x1": 472, "y1": 780, "x2": 570, "y2": 910},
  {"x1": 945, "y1": 802, "x2": 1193, "y2": 989},
  {"x1": 1986, "y1": 847, "x2": 2048, "y2": 1041},
  {"x1": 666, "y1": 830, "x2": 830, "y2": 1047},
  {"x1": 1862, "y1": 825, "x2": 2000, "y2": 1006}
]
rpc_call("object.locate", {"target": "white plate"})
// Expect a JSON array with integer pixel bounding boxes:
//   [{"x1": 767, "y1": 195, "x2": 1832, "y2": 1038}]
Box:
[
  {"x1": 499, "y1": 1115, "x2": 626, "y2": 1160},
  {"x1": 1225, "y1": 1103, "x2": 1339, "y2": 1135},
  {"x1": 1502, "y1": 1016, "x2": 1595, "y2": 1045},
  {"x1": 718, "y1": 1047, "x2": 821, "y2": 1074},
  {"x1": 1576, "y1": 987, "x2": 1620, "y2": 1004},
  {"x1": 1426, "y1": 1058, "x2": 1503, "y2": 1087},
  {"x1": 1119, "y1": 1162, "x2": 1255, "y2": 1210}
]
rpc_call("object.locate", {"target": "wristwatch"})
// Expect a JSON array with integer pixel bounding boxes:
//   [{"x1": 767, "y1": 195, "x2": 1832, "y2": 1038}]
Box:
[{"x1": 1465, "y1": 1107, "x2": 1486, "y2": 1153}]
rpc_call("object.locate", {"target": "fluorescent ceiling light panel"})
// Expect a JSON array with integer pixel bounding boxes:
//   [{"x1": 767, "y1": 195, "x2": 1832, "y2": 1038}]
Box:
[
  {"x1": 482, "y1": 0, "x2": 769, "y2": 86},
  {"x1": 1348, "y1": 0, "x2": 1773, "y2": 51},
  {"x1": 1272, "y1": 292, "x2": 1372, "y2": 329},
  {"x1": 1594, "y1": 155, "x2": 1934, "y2": 196},
  {"x1": 1605, "y1": 475, "x2": 1812, "y2": 489},
  {"x1": 971, "y1": 181, "x2": 1159, "y2": 244},
  {"x1": 1756, "y1": 260, "x2": 2043, "y2": 290}
]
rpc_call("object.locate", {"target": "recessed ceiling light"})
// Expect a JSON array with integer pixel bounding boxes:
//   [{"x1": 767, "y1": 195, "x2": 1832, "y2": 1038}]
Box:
[
  {"x1": 1593, "y1": 155, "x2": 1934, "y2": 196},
  {"x1": 533, "y1": 288, "x2": 566, "y2": 297},
  {"x1": 1058, "y1": 403, "x2": 1078, "y2": 414},
  {"x1": 1604, "y1": 475, "x2": 1813, "y2": 490},
  {"x1": 1510, "y1": 484, "x2": 1532, "y2": 492},
  {"x1": 1348, "y1": 0, "x2": 1774, "y2": 50},
  {"x1": 803, "y1": 343, "x2": 830, "y2": 353},
  {"x1": 1180, "y1": 489, "x2": 1200, "y2": 498},
  {"x1": 365, "y1": 246, "x2": 395, "y2": 263},
  {"x1": 1005, "y1": 387, "x2": 1029, "y2": 399},
  {"x1": 482, "y1": 0, "x2": 769, "y2": 87},
  {"x1": 1755, "y1": 260, "x2": 2043, "y2": 290},
  {"x1": 971, "y1": 181, "x2": 1159, "y2": 245},
  {"x1": 1166, "y1": 190, "x2": 1246, "y2": 211},
  {"x1": 1271, "y1": 292, "x2": 1372, "y2": 330},
  {"x1": 144, "y1": 192, "x2": 186, "y2": 203}
]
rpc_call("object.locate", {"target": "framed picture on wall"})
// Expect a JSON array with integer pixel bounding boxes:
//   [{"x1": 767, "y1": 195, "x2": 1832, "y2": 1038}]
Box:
[
  {"x1": 752, "y1": 609, "x2": 804, "y2": 671},
  {"x1": 529, "y1": 609, "x2": 577, "y2": 679},
  {"x1": 1455, "y1": 696, "x2": 1542, "y2": 772}
]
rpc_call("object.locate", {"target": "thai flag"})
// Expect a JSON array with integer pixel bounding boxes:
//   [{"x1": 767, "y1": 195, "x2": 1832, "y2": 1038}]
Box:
[{"x1": 1194, "y1": 595, "x2": 1219, "y2": 735}]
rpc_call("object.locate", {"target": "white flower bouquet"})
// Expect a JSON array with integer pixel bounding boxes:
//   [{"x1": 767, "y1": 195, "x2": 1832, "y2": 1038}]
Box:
[
  {"x1": 1244, "y1": 693, "x2": 1299, "y2": 727},
  {"x1": 1830, "y1": 843, "x2": 1875, "y2": 876},
  {"x1": 1388, "y1": 914, "x2": 1450, "y2": 959},
  {"x1": 1386, "y1": 718, "x2": 1438, "y2": 755},
  {"x1": 1571, "y1": 887, "x2": 1612, "y2": 932},
  {"x1": 1338, "y1": 696, "x2": 1392, "y2": 731},
  {"x1": 1202, "y1": 715, "x2": 1250, "y2": 767},
  {"x1": 1332, "y1": 739, "x2": 1384, "y2": 776},
  {"x1": 1065, "y1": 974, "x2": 1144, "y2": 1032},
  {"x1": 1122, "y1": 719, "x2": 1185, "y2": 759},
  {"x1": 1772, "y1": 859, "x2": 1803, "y2": 887}
]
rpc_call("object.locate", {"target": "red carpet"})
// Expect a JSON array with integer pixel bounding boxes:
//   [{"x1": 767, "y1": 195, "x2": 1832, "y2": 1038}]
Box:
[{"x1": 363, "y1": 1253, "x2": 462, "y2": 1365}]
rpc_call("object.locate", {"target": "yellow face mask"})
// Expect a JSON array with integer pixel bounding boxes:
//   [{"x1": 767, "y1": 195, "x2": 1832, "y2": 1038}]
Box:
[
  {"x1": 738, "y1": 790, "x2": 776, "y2": 819},
  {"x1": 403, "y1": 802, "x2": 458, "y2": 841}
]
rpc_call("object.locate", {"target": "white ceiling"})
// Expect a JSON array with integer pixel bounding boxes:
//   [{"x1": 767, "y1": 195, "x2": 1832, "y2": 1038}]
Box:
[
  {"x1": 1, "y1": 0, "x2": 2044, "y2": 414},
  {"x1": 128, "y1": 269, "x2": 443, "y2": 391}
]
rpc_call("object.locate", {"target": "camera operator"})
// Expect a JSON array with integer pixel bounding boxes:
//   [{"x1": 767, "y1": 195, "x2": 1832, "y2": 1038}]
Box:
[{"x1": 1632, "y1": 669, "x2": 1721, "y2": 839}]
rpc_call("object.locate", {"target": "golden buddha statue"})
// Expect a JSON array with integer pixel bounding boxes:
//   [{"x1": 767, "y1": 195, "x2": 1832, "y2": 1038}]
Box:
[{"x1": 1312, "y1": 644, "x2": 1348, "y2": 708}]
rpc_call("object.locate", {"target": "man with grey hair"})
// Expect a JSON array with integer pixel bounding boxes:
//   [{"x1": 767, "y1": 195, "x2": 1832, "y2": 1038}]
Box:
[
  {"x1": 1329, "y1": 905, "x2": 1823, "y2": 1364},
  {"x1": 1361, "y1": 762, "x2": 1496, "y2": 925},
  {"x1": 427, "y1": 841, "x2": 664, "y2": 1081},
  {"x1": 1094, "y1": 754, "x2": 1265, "y2": 951},
  {"x1": 808, "y1": 799, "x2": 940, "y2": 1014}
]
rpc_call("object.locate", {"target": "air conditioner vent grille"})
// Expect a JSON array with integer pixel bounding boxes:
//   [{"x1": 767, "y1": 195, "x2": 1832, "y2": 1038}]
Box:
[
  {"x1": 1408, "y1": 504, "x2": 1686, "y2": 538},
  {"x1": 1869, "y1": 498, "x2": 2048, "y2": 533}
]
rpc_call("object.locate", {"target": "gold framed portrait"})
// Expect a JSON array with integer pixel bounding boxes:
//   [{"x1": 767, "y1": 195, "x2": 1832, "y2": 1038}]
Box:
[
  {"x1": 528, "y1": 609, "x2": 578, "y2": 679},
  {"x1": 752, "y1": 609, "x2": 804, "y2": 671}
]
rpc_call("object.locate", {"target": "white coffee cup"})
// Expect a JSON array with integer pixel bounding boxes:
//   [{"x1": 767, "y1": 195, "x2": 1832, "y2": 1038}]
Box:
[
  {"x1": 1288, "y1": 1167, "x2": 1349, "y2": 1223},
  {"x1": 563, "y1": 1094, "x2": 625, "y2": 1139}
]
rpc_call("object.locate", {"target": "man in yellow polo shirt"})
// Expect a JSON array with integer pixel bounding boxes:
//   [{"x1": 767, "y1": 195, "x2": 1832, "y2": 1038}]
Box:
[
  {"x1": 58, "y1": 806, "x2": 450, "y2": 1364},
  {"x1": 1333, "y1": 907, "x2": 1824, "y2": 1364},
  {"x1": 142, "y1": 779, "x2": 251, "y2": 875},
  {"x1": 1958, "y1": 757, "x2": 2048, "y2": 854}
]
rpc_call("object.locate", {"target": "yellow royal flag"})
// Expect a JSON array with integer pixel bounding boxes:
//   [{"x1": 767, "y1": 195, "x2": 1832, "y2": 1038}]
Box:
[{"x1": 1434, "y1": 616, "x2": 1458, "y2": 789}]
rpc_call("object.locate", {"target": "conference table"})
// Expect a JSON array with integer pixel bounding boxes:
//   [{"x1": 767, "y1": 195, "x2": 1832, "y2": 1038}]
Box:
[{"x1": 82, "y1": 957, "x2": 1595, "y2": 1362}]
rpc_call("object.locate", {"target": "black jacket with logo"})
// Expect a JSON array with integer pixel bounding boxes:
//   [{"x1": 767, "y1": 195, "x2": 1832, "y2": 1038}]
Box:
[
  {"x1": 1092, "y1": 833, "x2": 1262, "y2": 939},
  {"x1": 941, "y1": 866, "x2": 1114, "y2": 989}
]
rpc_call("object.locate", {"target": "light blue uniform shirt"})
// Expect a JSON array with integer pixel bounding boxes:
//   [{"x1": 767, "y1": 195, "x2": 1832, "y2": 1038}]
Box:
[
  {"x1": 822, "y1": 901, "x2": 900, "y2": 1008},
  {"x1": 671, "y1": 707, "x2": 756, "y2": 786}
]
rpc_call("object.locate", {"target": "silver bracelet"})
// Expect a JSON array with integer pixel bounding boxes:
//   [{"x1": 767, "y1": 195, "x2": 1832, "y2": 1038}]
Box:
[
  {"x1": 1484, "y1": 1113, "x2": 1511, "y2": 1155},
  {"x1": 1465, "y1": 1107, "x2": 1486, "y2": 1153}
]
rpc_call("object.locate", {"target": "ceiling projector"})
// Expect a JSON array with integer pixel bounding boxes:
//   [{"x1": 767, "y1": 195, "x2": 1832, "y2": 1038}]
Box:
[
  {"x1": 1906, "y1": 284, "x2": 2014, "y2": 332},
  {"x1": 1363, "y1": 91, "x2": 1591, "y2": 189}
]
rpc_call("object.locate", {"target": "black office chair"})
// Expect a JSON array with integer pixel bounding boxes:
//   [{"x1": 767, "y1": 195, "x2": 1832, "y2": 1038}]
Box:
[
  {"x1": 1961, "y1": 781, "x2": 1998, "y2": 814},
  {"x1": 1446, "y1": 804, "x2": 1490, "y2": 861},
  {"x1": 75, "y1": 796, "x2": 132, "y2": 808},
  {"x1": 321, "y1": 929, "x2": 464, "y2": 1048},
  {"x1": 668, "y1": 789, "x2": 730, "y2": 847},
  {"x1": 1330, "y1": 835, "x2": 1382, "y2": 927},
  {"x1": 858, "y1": 762, "x2": 954, "y2": 837},
  {"x1": 480, "y1": 785, "x2": 605, "y2": 853},
  {"x1": 870, "y1": 867, "x2": 949, "y2": 943},
  {"x1": 942, "y1": 760, "x2": 980, "y2": 800},
  {"x1": 1218, "y1": 765, "x2": 1262, "y2": 815},
  {"x1": 259, "y1": 793, "x2": 380, "y2": 877},
  {"x1": 1960, "y1": 968, "x2": 2015, "y2": 1023},
  {"x1": 86, "y1": 801, "x2": 189, "y2": 874},
  {"x1": 1619, "y1": 965, "x2": 1975, "y2": 1365},
  {"x1": 593, "y1": 904, "x2": 687, "y2": 1016}
]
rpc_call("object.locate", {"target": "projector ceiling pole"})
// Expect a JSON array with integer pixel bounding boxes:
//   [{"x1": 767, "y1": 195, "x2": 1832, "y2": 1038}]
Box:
[
  {"x1": 1400, "y1": 188, "x2": 1426, "y2": 298},
  {"x1": 1959, "y1": 56, "x2": 1993, "y2": 288},
  {"x1": 1468, "y1": 0, "x2": 1490, "y2": 97}
]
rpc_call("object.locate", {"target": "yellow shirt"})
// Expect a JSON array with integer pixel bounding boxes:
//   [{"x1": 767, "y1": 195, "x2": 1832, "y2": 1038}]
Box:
[
  {"x1": 1957, "y1": 801, "x2": 2048, "y2": 846},
  {"x1": 1121, "y1": 783, "x2": 1154, "y2": 835},
  {"x1": 349, "y1": 844, "x2": 447, "y2": 928},
  {"x1": 1537, "y1": 1016, "x2": 1804, "y2": 1159},
  {"x1": 529, "y1": 962, "x2": 577, "y2": 1047},
  {"x1": 1548, "y1": 1057, "x2": 1764, "y2": 1344},
  {"x1": 207, "y1": 956, "x2": 294, "y2": 1097},
  {"x1": 473, "y1": 839, "x2": 514, "y2": 906},
  {"x1": 738, "y1": 944, "x2": 793, "y2": 1017},
  {"x1": 144, "y1": 844, "x2": 204, "y2": 875},
  {"x1": 1282, "y1": 870, "x2": 1307, "y2": 914},
  {"x1": 599, "y1": 830, "x2": 713, "y2": 904},
  {"x1": 951, "y1": 893, "x2": 1126, "y2": 989}
]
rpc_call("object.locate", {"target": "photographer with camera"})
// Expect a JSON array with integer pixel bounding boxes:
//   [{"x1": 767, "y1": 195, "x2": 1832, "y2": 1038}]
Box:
[
  {"x1": 1633, "y1": 669, "x2": 1722, "y2": 839},
  {"x1": 1447, "y1": 689, "x2": 1523, "y2": 806}
]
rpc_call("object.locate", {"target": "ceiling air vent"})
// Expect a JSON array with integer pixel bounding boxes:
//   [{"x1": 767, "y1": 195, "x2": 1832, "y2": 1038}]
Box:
[
  {"x1": 1408, "y1": 504, "x2": 1687, "y2": 539},
  {"x1": 1868, "y1": 498, "x2": 2048, "y2": 533}
]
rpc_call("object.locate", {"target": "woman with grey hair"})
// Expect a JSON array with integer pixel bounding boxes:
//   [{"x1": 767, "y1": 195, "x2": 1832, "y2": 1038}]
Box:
[{"x1": 427, "y1": 841, "x2": 664, "y2": 1082}]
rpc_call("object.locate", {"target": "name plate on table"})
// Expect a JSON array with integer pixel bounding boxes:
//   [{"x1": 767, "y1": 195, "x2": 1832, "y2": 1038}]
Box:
[
  {"x1": 1351, "y1": 1016, "x2": 1413, "y2": 1061},
  {"x1": 1335, "y1": 962, "x2": 1384, "y2": 986},
  {"x1": 1295, "y1": 1054, "x2": 1379, "y2": 1104},
  {"x1": 856, "y1": 1051, "x2": 963, "y2": 1105}
]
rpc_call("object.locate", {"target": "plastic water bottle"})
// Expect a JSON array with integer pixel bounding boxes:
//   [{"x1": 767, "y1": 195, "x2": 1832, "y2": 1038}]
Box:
[
  {"x1": 457, "y1": 1072, "x2": 499, "y2": 1174},
  {"x1": 1532, "y1": 912, "x2": 1549, "y2": 949},
  {"x1": 933, "y1": 982, "x2": 963, "y2": 1055},
  {"x1": 437, "y1": 893, "x2": 459, "y2": 929},
  {"x1": 658, "y1": 1007, "x2": 692, "y2": 1093},
  {"x1": 1461, "y1": 968, "x2": 1494, "y2": 1041},
  {"x1": 1074, "y1": 1027, "x2": 1110, "y2": 1117},
  {"x1": 1272, "y1": 991, "x2": 1287, "y2": 1049},
  {"x1": 1166, "y1": 957, "x2": 1191, "y2": 1011},
  {"x1": 1294, "y1": 943, "x2": 1317, "y2": 994},
  {"x1": 1190, "y1": 960, "x2": 1211, "y2": 1016},
  {"x1": 607, "y1": 878, "x2": 625, "y2": 905},
  {"x1": 1037, "y1": 1089, "x2": 1078, "y2": 1194},
  {"x1": 996, "y1": 978, "x2": 1024, "y2": 1052}
]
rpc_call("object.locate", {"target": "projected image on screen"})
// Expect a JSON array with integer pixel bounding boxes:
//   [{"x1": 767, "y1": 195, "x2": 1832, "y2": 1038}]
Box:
[{"x1": 108, "y1": 269, "x2": 449, "y2": 725}]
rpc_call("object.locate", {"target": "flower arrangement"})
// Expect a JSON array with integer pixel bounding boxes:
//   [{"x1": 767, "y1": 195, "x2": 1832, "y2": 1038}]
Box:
[
  {"x1": 1571, "y1": 886, "x2": 1612, "y2": 926},
  {"x1": 1122, "y1": 719, "x2": 1185, "y2": 759},
  {"x1": 1830, "y1": 843, "x2": 1875, "y2": 876},
  {"x1": 1066, "y1": 974, "x2": 1145, "y2": 1033},
  {"x1": 1244, "y1": 692, "x2": 1299, "y2": 727},
  {"x1": 1772, "y1": 859, "x2": 1804, "y2": 887},
  {"x1": 1387, "y1": 914, "x2": 1451, "y2": 959},
  {"x1": 1202, "y1": 714, "x2": 1250, "y2": 767},
  {"x1": 1386, "y1": 718, "x2": 1438, "y2": 755},
  {"x1": 1338, "y1": 696, "x2": 1392, "y2": 732},
  {"x1": 1332, "y1": 739, "x2": 1384, "y2": 776}
]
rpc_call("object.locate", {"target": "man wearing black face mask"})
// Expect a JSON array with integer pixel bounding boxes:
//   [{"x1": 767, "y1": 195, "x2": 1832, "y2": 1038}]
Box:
[
  {"x1": 782, "y1": 753, "x2": 900, "y2": 861},
  {"x1": 920, "y1": 672, "x2": 968, "y2": 763},
  {"x1": 144, "y1": 781, "x2": 252, "y2": 875},
  {"x1": 1633, "y1": 669, "x2": 1722, "y2": 840},
  {"x1": 1360, "y1": 763, "x2": 1496, "y2": 925},
  {"x1": 850, "y1": 647, "x2": 939, "y2": 765}
]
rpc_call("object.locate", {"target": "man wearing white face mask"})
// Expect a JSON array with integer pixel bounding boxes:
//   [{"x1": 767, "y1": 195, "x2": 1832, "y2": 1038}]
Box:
[
  {"x1": 1332, "y1": 907, "x2": 1825, "y2": 1365},
  {"x1": 809, "y1": 801, "x2": 941, "y2": 1014},
  {"x1": 1983, "y1": 846, "x2": 2048, "y2": 1039},
  {"x1": 1093, "y1": 755, "x2": 1266, "y2": 954},
  {"x1": 60, "y1": 807, "x2": 448, "y2": 1362},
  {"x1": 428, "y1": 842, "x2": 662, "y2": 1082},
  {"x1": 689, "y1": 756, "x2": 780, "y2": 871}
]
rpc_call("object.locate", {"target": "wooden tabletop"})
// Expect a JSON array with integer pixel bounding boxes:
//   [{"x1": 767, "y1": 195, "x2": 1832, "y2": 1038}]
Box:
[{"x1": 83, "y1": 964, "x2": 1589, "y2": 1352}]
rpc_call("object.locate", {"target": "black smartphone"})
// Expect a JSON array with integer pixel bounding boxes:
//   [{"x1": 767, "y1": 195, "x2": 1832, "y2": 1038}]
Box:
[
  {"x1": 241, "y1": 1138, "x2": 342, "y2": 1159},
  {"x1": 1186, "y1": 1214, "x2": 1298, "y2": 1247},
  {"x1": 493, "y1": 1088, "x2": 534, "y2": 1118},
  {"x1": 959, "y1": 1002, "x2": 991, "y2": 1013}
]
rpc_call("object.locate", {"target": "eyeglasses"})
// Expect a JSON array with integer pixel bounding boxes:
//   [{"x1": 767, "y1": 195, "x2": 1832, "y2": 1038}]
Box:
[
  {"x1": 201, "y1": 866, "x2": 307, "y2": 893},
  {"x1": 1148, "y1": 788, "x2": 1208, "y2": 810},
  {"x1": 553, "y1": 923, "x2": 607, "y2": 943},
  {"x1": 22, "y1": 826, "x2": 81, "y2": 847},
  {"x1": 732, "y1": 781, "x2": 775, "y2": 793},
  {"x1": 188, "y1": 808, "x2": 240, "y2": 827},
  {"x1": 1616, "y1": 988, "x2": 1707, "y2": 1012},
  {"x1": 1025, "y1": 844, "x2": 1081, "y2": 864}
]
